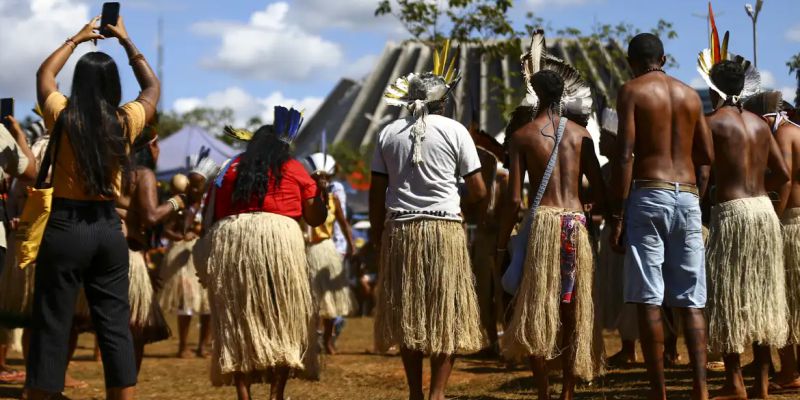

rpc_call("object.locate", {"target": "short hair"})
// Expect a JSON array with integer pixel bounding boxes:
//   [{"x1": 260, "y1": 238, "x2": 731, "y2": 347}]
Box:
[
  {"x1": 710, "y1": 60, "x2": 745, "y2": 97},
  {"x1": 627, "y1": 33, "x2": 664, "y2": 65},
  {"x1": 531, "y1": 70, "x2": 564, "y2": 108}
]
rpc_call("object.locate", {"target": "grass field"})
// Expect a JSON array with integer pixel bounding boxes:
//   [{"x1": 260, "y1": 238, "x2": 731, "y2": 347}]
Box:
[{"x1": 1, "y1": 316, "x2": 798, "y2": 399}]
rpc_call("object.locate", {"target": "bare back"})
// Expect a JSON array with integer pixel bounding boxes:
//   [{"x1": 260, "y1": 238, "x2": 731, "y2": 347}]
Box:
[
  {"x1": 776, "y1": 122, "x2": 800, "y2": 210},
  {"x1": 707, "y1": 108, "x2": 773, "y2": 202},
  {"x1": 510, "y1": 115, "x2": 603, "y2": 212},
  {"x1": 622, "y1": 73, "x2": 707, "y2": 184}
]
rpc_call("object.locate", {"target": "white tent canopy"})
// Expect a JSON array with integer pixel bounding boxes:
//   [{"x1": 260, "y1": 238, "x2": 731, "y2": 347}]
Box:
[{"x1": 156, "y1": 125, "x2": 237, "y2": 179}]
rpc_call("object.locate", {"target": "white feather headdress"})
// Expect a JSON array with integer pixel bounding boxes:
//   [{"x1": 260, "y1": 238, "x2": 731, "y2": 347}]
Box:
[{"x1": 521, "y1": 29, "x2": 593, "y2": 119}]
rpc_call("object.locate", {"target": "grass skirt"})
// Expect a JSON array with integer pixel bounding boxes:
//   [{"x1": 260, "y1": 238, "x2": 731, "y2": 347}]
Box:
[
  {"x1": 307, "y1": 239, "x2": 356, "y2": 319},
  {"x1": 159, "y1": 239, "x2": 210, "y2": 315},
  {"x1": 502, "y1": 207, "x2": 603, "y2": 381},
  {"x1": 194, "y1": 212, "x2": 315, "y2": 386},
  {"x1": 128, "y1": 250, "x2": 171, "y2": 344},
  {"x1": 707, "y1": 196, "x2": 788, "y2": 354},
  {"x1": 374, "y1": 219, "x2": 484, "y2": 355},
  {"x1": 782, "y1": 208, "x2": 800, "y2": 345}
]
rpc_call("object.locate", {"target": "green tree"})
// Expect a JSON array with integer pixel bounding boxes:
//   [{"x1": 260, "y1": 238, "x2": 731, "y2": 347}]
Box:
[{"x1": 789, "y1": 53, "x2": 800, "y2": 107}]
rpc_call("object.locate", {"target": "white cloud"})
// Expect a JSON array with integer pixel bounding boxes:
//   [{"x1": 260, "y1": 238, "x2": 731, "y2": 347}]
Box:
[
  {"x1": 761, "y1": 70, "x2": 777, "y2": 88},
  {"x1": 193, "y1": 2, "x2": 343, "y2": 82},
  {"x1": 690, "y1": 77, "x2": 707, "y2": 88},
  {"x1": 288, "y1": 0, "x2": 400, "y2": 32},
  {"x1": 787, "y1": 25, "x2": 800, "y2": 42},
  {"x1": 781, "y1": 86, "x2": 797, "y2": 104},
  {"x1": 342, "y1": 54, "x2": 379, "y2": 80},
  {"x1": 173, "y1": 87, "x2": 323, "y2": 126},
  {"x1": 0, "y1": 0, "x2": 93, "y2": 106}
]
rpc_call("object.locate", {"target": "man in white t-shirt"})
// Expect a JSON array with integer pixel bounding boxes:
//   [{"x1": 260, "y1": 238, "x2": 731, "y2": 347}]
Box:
[{"x1": 369, "y1": 52, "x2": 487, "y2": 400}]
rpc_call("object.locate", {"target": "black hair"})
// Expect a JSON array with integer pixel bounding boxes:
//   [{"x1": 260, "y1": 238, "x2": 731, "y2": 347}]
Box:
[
  {"x1": 710, "y1": 60, "x2": 745, "y2": 98},
  {"x1": 131, "y1": 131, "x2": 156, "y2": 171},
  {"x1": 55, "y1": 52, "x2": 129, "y2": 197},
  {"x1": 531, "y1": 70, "x2": 564, "y2": 109},
  {"x1": 232, "y1": 125, "x2": 291, "y2": 205},
  {"x1": 628, "y1": 33, "x2": 664, "y2": 65}
]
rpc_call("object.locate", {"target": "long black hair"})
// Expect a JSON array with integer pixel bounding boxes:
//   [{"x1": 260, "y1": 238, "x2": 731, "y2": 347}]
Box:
[
  {"x1": 55, "y1": 52, "x2": 130, "y2": 197},
  {"x1": 232, "y1": 125, "x2": 291, "y2": 205}
]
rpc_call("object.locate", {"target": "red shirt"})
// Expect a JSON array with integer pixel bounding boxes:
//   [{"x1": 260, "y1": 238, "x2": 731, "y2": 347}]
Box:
[{"x1": 212, "y1": 157, "x2": 318, "y2": 221}]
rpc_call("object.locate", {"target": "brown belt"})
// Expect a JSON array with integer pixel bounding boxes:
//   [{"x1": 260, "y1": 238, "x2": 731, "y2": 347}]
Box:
[{"x1": 633, "y1": 180, "x2": 699, "y2": 196}]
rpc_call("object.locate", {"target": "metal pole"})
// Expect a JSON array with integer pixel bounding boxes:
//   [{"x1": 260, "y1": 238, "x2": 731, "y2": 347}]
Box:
[{"x1": 752, "y1": 19, "x2": 758, "y2": 67}]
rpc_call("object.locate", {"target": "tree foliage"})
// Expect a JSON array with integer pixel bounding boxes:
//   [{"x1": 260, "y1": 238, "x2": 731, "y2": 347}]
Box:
[{"x1": 789, "y1": 53, "x2": 800, "y2": 107}]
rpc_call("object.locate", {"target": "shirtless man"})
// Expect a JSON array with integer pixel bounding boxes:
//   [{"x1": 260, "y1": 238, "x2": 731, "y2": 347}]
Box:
[
  {"x1": 609, "y1": 33, "x2": 714, "y2": 400},
  {"x1": 117, "y1": 133, "x2": 185, "y2": 371},
  {"x1": 498, "y1": 70, "x2": 606, "y2": 400},
  {"x1": 745, "y1": 93, "x2": 800, "y2": 394}
]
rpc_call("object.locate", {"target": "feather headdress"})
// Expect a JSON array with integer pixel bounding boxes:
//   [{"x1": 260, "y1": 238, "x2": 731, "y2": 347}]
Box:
[
  {"x1": 189, "y1": 146, "x2": 219, "y2": 181},
  {"x1": 306, "y1": 153, "x2": 337, "y2": 176},
  {"x1": 521, "y1": 29, "x2": 593, "y2": 119},
  {"x1": 224, "y1": 125, "x2": 254, "y2": 142},
  {"x1": 697, "y1": 2, "x2": 761, "y2": 107},
  {"x1": 382, "y1": 40, "x2": 463, "y2": 165},
  {"x1": 274, "y1": 106, "x2": 304, "y2": 144},
  {"x1": 601, "y1": 108, "x2": 619, "y2": 136}
]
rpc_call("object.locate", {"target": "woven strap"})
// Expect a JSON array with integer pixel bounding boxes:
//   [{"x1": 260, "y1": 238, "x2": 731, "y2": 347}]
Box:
[{"x1": 519, "y1": 117, "x2": 567, "y2": 238}]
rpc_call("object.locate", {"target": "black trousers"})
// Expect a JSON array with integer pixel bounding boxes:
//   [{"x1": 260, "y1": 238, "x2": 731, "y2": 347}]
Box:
[{"x1": 26, "y1": 198, "x2": 136, "y2": 392}]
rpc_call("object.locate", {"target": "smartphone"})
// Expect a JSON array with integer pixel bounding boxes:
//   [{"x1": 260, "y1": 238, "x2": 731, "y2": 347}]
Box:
[
  {"x1": 99, "y1": 2, "x2": 120, "y2": 37},
  {"x1": 0, "y1": 98, "x2": 13, "y2": 128}
]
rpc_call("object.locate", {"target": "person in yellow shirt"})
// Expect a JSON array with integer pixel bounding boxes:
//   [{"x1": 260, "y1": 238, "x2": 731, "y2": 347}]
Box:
[{"x1": 26, "y1": 15, "x2": 159, "y2": 400}]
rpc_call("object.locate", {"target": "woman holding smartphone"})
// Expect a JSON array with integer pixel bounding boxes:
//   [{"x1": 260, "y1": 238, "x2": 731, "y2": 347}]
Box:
[{"x1": 27, "y1": 15, "x2": 159, "y2": 400}]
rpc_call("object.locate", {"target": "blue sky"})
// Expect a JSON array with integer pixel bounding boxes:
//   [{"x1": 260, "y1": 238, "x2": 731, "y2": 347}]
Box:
[{"x1": 2, "y1": 0, "x2": 798, "y2": 123}]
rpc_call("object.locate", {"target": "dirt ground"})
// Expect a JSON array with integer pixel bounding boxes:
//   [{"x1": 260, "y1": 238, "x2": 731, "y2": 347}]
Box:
[{"x1": 2, "y1": 316, "x2": 799, "y2": 399}]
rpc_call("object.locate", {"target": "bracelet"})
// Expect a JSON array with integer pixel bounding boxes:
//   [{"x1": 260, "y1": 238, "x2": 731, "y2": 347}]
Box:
[
  {"x1": 128, "y1": 53, "x2": 145, "y2": 66},
  {"x1": 64, "y1": 38, "x2": 77, "y2": 49},
  {"x1": 167, "y1": 197, "x2": 180, "y2": 212}
]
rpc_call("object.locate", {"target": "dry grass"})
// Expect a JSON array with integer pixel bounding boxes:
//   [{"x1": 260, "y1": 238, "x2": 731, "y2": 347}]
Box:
[{"x1": 2, "y1": 316, "x2": 799, "y2": 399}]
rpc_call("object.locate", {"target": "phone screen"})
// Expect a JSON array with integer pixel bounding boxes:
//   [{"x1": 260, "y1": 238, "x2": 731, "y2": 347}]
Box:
[
  {"x1": 0, "y1": 98, "x2": 14, "y2": 127},
  {"x1": 100, "y1": 2, "x2": 121, "y2": 37}
]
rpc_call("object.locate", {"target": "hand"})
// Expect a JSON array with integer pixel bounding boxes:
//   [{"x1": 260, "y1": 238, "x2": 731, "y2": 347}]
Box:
[
  {"x1": 3, "y1": 116, "x2": 25, "y2": 140},
  {"x1": 105, "y1": 15, "x2": 129, "y2": 41},
  {"x1": 346, "y1": 243, "x2": 356, "y2": 258},
  {"x1": 609, "y1": 217, "x2": 626, "y2": 254},
  {"x1": 72, "y1": 16, "x2": 104, "y2": 44}
]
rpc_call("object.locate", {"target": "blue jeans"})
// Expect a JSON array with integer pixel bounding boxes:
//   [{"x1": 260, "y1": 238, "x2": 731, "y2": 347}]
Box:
[{"x1": 623, "y1": 187, "x2": 706, "y2": 308}]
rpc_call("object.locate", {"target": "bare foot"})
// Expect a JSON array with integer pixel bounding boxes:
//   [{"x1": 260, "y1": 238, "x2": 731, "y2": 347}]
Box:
[
  {"x1": 178, "y1": 348, "x2": 194, "y2": 359},
  {"x1": 710, "y1": 384, "x2": 747, "y2": 400},
  {"x1": 664, "y1": 352, "x2": 682, "y2": 368},
  {"x1": 64, "y1": 374, "x2": 89, "y2": 389},
  {"x1": 325, "y1": 342, "x2": 337, "y2": 355},
  {"x1": 606, "y1": 349, "x2": 636, "y2": 368},
  {"x1": 196, "y1": 347, "x2": 210, "y2": 358},
  {"x1": 769, "y1": 377, "x2": 800, "y2": 393}
]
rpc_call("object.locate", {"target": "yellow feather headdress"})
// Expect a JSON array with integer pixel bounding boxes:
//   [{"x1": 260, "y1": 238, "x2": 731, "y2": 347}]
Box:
[{"x1": 383, "y1": 39, "x2": 461, "y2": 107}]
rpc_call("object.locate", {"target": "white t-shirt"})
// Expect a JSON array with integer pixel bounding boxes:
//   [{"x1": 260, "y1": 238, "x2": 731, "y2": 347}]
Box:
[{"x1": 371, "y1": 114, "x2": 481, "y2": 222}]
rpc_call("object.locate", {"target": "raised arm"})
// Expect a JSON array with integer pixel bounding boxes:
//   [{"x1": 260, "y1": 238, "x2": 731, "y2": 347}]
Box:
[
  {"x1": 104, "y1": 16, "x2": 160, "y2": 122},
  {"x1": 135, "y1": 169, "x2": 185, "y2": 228},
  {"x1": 37, "y1": 17, "x2": 104, "y2": 106},
  {"x1": 3, "y1": 116, "x2": 37, "y2": 182}
]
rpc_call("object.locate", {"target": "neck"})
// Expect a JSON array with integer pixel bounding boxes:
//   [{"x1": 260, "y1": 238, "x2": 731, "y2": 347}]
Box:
[{"x1": 637, "y1": 65, "x2": 664, "y2": 77}]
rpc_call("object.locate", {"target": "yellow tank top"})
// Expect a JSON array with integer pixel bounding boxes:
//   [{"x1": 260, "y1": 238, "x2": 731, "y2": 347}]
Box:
[{"x1": 311, "y1": 194, "x2": 336, "y2": 243}]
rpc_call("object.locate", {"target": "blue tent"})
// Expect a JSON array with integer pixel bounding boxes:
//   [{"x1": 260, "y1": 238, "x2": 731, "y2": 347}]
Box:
[{"x1": 156, "y1": 125, "x2": 237, "y2": 180}]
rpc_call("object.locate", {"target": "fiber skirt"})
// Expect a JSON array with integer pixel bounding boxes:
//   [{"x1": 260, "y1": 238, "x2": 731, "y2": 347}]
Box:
[
  {"x1": 783, "y1": 208, "x2": 800, "y2": 345},
  {"x1": 307, "y1": 239, "x2": 356, "y2": 319},
  {"x1": 194, "y1": 212, "x2": 314, "y2": 386},
  {"x1": 128, "y1": 249, "x2": 170, "y2": 344},
  {"x1": 159, "y1": 239, "x2": 210, "y2": 315},
  {"x1": 502, "y1": 206, "x2": 602, "y2": 381},
  {"x1": 707, "y1": 196, "x2": 788, "y2": 353},
  {"x1": 374, "y1": 218, "x2": 484, "y2": 355}
]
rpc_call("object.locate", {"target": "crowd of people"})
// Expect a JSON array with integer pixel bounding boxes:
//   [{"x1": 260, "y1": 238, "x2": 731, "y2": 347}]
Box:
[{"x1": 0, "y1": 8, "x2": 799, "y2": 400}]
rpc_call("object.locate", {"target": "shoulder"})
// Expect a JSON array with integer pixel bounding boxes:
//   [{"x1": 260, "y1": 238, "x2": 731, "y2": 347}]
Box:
[{"x1": 566, "y1": 119, "x2": 591, "y2": 140}]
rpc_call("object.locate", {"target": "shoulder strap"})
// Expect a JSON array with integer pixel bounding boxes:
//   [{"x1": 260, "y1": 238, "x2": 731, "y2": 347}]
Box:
[
  {"x1": 34, "y1": 118, "x2": 64, "y2": 189},
  {"x1": 529, "y1": 117, "x2": 567, "y2": 215}
]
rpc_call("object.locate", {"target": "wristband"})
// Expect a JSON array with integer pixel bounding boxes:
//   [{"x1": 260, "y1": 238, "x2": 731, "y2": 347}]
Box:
[{"x1": 167, "y1": 197, "x2": 180, "y2": 212}]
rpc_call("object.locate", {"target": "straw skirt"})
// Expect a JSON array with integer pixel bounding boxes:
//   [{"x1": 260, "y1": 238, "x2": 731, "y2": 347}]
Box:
[
  {"x1": 782, "y1": 208, "x2": 800, "y2": 345},
  {"x1": 194, "y1": 212, "x2": 314, "y2": 386},
  {"x1": 707, "y1": 196, "x2": 788, "y2": 354},
  {"x1": 159, "y1": 239, "x2": 210, "y2": 315},
  {"x1": 374, "y1": 218, "x2": 484, "y2": 355},
  {"x1": 502, "y1": 207, "x2": 602, "y2": 381},
  {"x1": 307, "y1": 239, "x2": 356, "y2": 319},
  {"x1": 128, "y1": 249, "x2": 170, "y2": 343}
]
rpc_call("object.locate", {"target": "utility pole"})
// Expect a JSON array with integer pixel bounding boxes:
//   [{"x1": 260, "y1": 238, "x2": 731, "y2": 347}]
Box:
[
  {"x1": 157, "y1": 17, "x2": 164, "y2": 112},
  {"x1": 692, "y1": 9, "x2": 724, "y2": 41},
  {"x1": 745, "y1": 0, "x2": 764, "y2": 68}
]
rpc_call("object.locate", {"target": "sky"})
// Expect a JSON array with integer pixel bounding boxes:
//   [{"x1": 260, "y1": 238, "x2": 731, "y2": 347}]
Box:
[{"x1": 1, "y1": 0, "x2": 798, "y2": 124}]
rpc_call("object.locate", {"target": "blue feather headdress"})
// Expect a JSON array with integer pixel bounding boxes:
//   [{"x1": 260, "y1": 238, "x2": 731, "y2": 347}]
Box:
[{"x1": 274, "y1": 106, "x2": 304, "y2": 144}]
